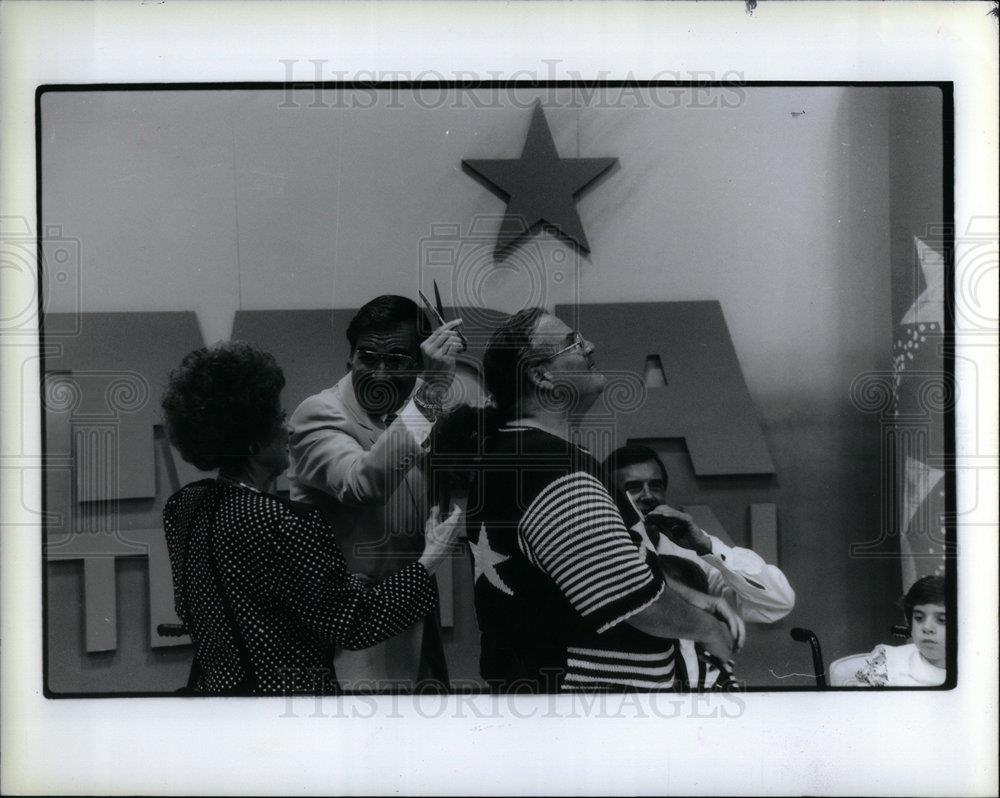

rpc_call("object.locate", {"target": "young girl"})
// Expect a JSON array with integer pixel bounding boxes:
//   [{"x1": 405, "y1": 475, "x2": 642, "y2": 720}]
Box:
[{"x1": 850, "y1": 575, "x2": 947, "y2": 687}]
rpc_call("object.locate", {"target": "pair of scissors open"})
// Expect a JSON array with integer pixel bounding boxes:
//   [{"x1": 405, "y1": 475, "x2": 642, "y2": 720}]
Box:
[{"x1": 418, "y1": 281, "x2": 468, "y2": 351}]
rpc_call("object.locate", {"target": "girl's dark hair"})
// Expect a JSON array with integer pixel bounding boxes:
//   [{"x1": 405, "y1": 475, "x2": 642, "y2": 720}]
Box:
[
  {"x1": 427, "y1": 403, "x2": 504, "y2": 508},
  {"x1": 427, "y1": 307, "x2": 545, "y2": 505},
  {"x1": 657, "y1": 554, "x2": 710, "y2": 594},
  {"x1": 903, "y1": 575, "x2": 946, "y2": 624},
  {"x1": 161, "y1": 341, "x2": 285, "y2": 472}
]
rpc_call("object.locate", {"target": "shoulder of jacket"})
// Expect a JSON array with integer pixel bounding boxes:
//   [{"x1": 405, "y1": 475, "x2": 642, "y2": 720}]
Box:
[
  {"x1": 213, "y1": 490, "x2": 318, "y2": 547},
  {"x1": 259, "y1": 491, "x2": 326, "y2": 526},
  {"x1": 291, "y1": 381, "x2": 347, "y2": 420},
  {"x1": 297, "y1": 382, "x2": 343, "y2": 409},
  {"x1": 165, "y1": 479, "x2": 215, "y2": 506}
]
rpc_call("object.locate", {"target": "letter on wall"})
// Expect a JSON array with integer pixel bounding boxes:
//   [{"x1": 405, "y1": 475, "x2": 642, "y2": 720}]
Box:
[
  {"x1": 557, "y1": 301, "x2": 775, "y2": 474},
  {"x1": 44, "y1": 312, "x2": 207, "y2": 656},
  {"x1": 43, "y1": 303, "x2": 782, "y2": 691}
]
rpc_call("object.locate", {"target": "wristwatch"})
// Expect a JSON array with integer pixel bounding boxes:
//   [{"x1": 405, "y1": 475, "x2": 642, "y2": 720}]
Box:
[{"x1": 413, "y1": 389, "x2": 446, "y2": 421}]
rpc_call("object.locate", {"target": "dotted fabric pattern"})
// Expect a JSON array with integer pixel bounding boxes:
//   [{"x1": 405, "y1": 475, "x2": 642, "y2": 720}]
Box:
[{"x1": 163, "y1": 479, "x2": 436, "y2": 695}]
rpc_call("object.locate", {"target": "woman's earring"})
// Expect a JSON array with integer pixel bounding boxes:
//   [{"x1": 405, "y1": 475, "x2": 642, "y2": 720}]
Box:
[{"x1": 249, "y1": 441, "x2": 261, "y2": 456}]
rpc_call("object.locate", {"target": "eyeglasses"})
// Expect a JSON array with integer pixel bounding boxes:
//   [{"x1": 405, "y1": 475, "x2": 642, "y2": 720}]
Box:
[
  {"x1": 355, "y1": 349, "x2": 418, "y2": 371},
  {"x1": 543, "y1": 331, "x2": 587, "y2": 361}
]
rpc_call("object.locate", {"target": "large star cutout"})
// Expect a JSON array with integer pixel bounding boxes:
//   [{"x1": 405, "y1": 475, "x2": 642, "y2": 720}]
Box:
[
  {"x1": 468, "y1": 525, "x2": 514, "y2": 596},
  {"x1": 463, "y1": 102, "x2": 617, "y2": 260}
]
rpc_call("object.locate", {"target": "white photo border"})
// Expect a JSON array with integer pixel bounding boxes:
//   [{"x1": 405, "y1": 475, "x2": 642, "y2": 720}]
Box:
[{"x1": 2, "y1": 2, "x2": 997, "y2": 795}]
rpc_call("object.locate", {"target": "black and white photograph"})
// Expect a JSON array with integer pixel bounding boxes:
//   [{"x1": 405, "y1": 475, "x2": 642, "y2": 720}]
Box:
[
  {"x1": 1, "y1": 2, "x2": 997, "y2": 795},
  {"x1": 33, "y1": 81, "x2": 954, "y2": 697}
]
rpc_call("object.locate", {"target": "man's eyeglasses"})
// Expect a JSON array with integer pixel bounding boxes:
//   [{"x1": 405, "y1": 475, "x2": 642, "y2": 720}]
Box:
[
  {"x1": 355, "y1": 349, "x2": 418, "y2": 371},
  {"x1": 542, "y1": 331, "x2": 587, "y2": 361}
]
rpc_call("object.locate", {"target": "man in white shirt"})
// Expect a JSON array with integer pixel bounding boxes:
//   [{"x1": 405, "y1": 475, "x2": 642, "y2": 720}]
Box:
[
  {"x1": 289, "y1": 295, "x2": 464, "y2": 691},
  {"x1": 604, "y1": 443, "x2": 796, "y2": 687}
]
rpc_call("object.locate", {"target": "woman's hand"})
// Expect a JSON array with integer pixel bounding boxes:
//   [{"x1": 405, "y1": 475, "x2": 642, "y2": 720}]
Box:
[
  {"x1": 664, "y1": 575, "x2": 746, "y2": 652},
  {"x1": 418, "y1": 501, "x2": 464, "y2": 575},
  {"x1": 701, "y1": 618, "x2": 739, "y2": 663},
  {"x1": 701, "y1": 594, "x2": 746, "y2": 652}
]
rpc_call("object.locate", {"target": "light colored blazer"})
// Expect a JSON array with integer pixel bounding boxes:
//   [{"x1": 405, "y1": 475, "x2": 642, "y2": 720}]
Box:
[{"x1": 288, "y1": 372, "x2": 431, "y2": 581}]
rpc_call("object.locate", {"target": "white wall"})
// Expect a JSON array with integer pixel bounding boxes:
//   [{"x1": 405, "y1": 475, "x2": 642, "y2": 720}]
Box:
[{"x1": 43, "y1": 86, "x2": 891, "y2": 399}]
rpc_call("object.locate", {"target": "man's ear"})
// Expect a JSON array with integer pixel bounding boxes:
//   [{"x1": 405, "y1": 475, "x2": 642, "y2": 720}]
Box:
[{"x1": 526, "y1": 363, "x2": 553, "y2": 392}]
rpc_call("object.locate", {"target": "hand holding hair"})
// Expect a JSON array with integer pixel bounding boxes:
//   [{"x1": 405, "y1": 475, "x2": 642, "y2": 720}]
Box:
[{"x1": 418, "y1": 500, "x2": 465, "y2": 575}]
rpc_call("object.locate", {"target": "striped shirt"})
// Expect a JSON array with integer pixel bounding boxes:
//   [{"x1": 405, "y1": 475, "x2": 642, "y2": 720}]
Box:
[{"x1": 466, "y1": 427, "x2": 669, "y2": 691}]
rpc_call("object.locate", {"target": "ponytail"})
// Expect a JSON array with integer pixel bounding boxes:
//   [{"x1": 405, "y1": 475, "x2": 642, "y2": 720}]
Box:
[
  {"x1": 427, "y1": 307, "x2": 545, "y2": 507},
  {"x1": 427, "y1": 403, "x2": 504, "y2": 510}
]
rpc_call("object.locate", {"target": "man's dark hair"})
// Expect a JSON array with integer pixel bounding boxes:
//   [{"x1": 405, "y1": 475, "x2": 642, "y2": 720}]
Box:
[
  {"x1": 161, "y1": 341, "x2": 285, "y2": 472},
  {"x1": 482, "y1": 306, "x2": 547, "y2": 419},
  {"x1": 345, "y1": 295, "x2": 429, "y2": 354},
  {"x1": 603, "y1": 443, "x2": 669, "y2": 487},
  {"x1": 903, "y1": 575, "x2": 946, "y2": 624}
]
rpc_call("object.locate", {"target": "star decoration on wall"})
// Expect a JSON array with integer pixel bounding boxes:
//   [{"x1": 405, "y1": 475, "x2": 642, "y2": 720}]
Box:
[
  {"x1": 463, "y1": 102, "x2": 617, "y2": 260},
  {"x1": 901, "y1": 237, "x2": 945, "y2": 327},
  {"x1": 468, "y1": 525, "x2": 514, "y2": 596},
  {"x1": 891, "y1": 237, "x2": 946, "y2": 413},
  {"x1": 899, "y1": 455, "x2": 947, "y2": 591}
]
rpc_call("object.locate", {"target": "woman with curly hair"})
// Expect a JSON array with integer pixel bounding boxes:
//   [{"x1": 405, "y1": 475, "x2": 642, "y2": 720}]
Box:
[{"x1": 161, "y1": 341, "x2": 461, "y2": 695}]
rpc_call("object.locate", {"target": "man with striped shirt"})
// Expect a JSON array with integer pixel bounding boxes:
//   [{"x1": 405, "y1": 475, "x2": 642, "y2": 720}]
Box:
[{"x1": 458, "y1": 308, "x2": 744, "y2": 692}]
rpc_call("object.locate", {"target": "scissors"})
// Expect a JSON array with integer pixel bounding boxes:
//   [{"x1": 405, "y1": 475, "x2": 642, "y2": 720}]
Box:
[{"x1": 418, "y1": 281, "x2": 467, "y2": 351}]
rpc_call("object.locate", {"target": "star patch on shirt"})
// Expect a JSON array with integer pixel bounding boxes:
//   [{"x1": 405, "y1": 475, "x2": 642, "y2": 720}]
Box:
[{"x1": 468, "y1": 524, "x2": 514, "y2": 596}]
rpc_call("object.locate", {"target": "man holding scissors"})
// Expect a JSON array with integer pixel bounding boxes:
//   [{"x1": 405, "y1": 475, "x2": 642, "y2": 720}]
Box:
[{"x1": 288, "y1": 294, "x2": 464, "y2": 691}]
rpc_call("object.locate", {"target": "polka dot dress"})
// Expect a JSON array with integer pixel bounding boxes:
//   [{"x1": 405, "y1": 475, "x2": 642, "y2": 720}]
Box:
[{"x1": 163, "y1": 479, "x2": 436, "y2": 695}]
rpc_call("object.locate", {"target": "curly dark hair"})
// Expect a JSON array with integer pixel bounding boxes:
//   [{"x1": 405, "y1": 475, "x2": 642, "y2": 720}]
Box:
[{"x1": 161, "y1": 341, "x2": 285, "y2": 472}]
